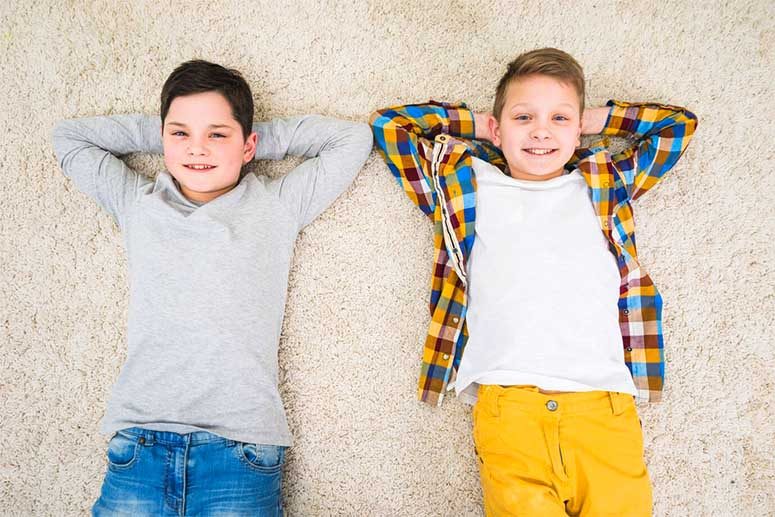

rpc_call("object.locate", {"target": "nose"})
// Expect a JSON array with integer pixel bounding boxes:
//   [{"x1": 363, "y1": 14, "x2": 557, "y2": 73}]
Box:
[
  {"x1": 187, "y1": 137, "x2": 209, "y2": 156},
  {"x1": 529, "y1": 125, "x2": 551, "y2": 140}
]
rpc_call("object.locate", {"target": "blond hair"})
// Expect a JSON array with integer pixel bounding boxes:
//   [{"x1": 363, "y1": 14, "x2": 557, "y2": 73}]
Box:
[{"x1": 493, "y1": 48, "x2": 585, "y2": 119}]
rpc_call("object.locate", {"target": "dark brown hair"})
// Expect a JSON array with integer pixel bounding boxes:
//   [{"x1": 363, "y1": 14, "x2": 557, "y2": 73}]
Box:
[{"x1": 160, "y1": 60, "x2": 253, "y2": 140}]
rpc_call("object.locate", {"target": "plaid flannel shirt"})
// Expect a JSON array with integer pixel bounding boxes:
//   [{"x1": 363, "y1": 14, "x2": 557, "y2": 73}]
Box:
[{"x1": 370, "y1": 100, "x2": 697, "y2": 405}]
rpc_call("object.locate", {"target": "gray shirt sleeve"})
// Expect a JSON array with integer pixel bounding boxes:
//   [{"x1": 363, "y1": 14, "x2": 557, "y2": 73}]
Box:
[
  {"x1": 253, "y1": 116, "x2": 373, "y2": 228},
  {"x1": 53, "y1": 114, "x2": 373, "y2": 230},
  {"x1": 52, "y1": 115, "x2": 161, "y2": 228}
]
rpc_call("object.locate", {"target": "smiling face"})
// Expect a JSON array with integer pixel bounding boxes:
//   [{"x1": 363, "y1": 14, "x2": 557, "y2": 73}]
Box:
[
  {"x1": 489, "y1": 74, "x2": 582, "y2": 181},
  {"x1": 162, "y1": 91, "x2": 257, "y2": 203}
]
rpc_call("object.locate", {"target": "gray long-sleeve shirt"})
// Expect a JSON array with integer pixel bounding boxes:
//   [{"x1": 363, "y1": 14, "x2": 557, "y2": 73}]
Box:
[{"x1": 52, "y1": 114, "x2": 372, "y2": 446}]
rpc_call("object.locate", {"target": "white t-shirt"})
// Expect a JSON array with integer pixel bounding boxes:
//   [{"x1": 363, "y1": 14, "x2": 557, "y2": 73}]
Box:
[{"x1": 455, "y1": 157, "x2": 637, "y2": 402}]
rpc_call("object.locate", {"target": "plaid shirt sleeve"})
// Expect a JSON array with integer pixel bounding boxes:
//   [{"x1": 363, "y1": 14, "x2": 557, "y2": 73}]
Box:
[
  {"x1": 369, "y1": 102, "x2": 476, "y2": 217},
  {"x1": 602, "y1": 100, "x2": 698, "y2": 200}
]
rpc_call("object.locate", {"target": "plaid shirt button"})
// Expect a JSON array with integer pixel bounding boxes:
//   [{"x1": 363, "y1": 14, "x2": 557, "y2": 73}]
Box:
[
  {"x1": 442, "y1": 354, "x2": 450, "y2": 360},
  {"x1": 452, "y1": 317, "x2": 459, "y2": 324}
]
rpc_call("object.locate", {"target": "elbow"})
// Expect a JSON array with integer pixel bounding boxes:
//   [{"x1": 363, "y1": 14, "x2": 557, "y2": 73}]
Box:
[
  {"x1": 51, "y1": 119, "x2": 72, "y2": 143},
  {"x1": 51, "y1": 119, "x2": 76, "y2": 166},
  {"x1": 51, "y1": 118, "x2": 83, "y2": 147},
  {"x1": 684, "y1": 109, "x2": 699, "y2": 132},
  {"x1": 368, "y1": 110, "x2": 382, "y2": 127},
  {"x1": 356, "y1": 121, "x2": 374, "y2": 145},
  {"x1": 351, "y1": 121, "x2": 374, "y2": 159},
  {"x1": 673, "y1": 108, "x2": 698, "y2": 141},
  {"x1": 369, "y1": 109, "x2": 393, "y2": 130}
]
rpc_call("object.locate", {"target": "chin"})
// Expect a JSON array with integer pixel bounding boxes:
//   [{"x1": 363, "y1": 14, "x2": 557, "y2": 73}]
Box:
[
  {"x1": 519, "y1": 164, "x2": 562, "y2": 176},
  {"x1": 531, "y1": 168, "x2": 563, "y2": 176}
]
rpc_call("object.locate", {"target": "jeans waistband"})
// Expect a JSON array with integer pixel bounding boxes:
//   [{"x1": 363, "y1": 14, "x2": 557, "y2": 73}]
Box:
[{"x1": 118, "y1": 427, "x2": 233, "y2": 447}]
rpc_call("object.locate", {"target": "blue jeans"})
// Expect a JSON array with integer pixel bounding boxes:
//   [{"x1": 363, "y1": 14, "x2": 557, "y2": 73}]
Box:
[{"x1": 92, "y1": 427, "x2": 286, "y2": 516}]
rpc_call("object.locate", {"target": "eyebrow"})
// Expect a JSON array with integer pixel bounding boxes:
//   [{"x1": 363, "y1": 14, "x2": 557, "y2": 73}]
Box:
[
  {"x1": 510, "y1": 103, "x2": 576, "y2": 110},
  {"x1": 166, "y1": 122, "x2": 235, "y2": 130}
]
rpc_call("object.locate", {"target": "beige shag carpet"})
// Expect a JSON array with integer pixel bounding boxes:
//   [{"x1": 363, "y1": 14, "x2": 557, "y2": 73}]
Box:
[{"x1": 1, "y1": 1, "x2": 773, "y2": 515}]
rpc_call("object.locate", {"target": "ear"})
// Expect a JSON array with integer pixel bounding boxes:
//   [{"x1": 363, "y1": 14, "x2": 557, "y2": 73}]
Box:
[
  {"x1": 575, "y1": 120, "x2": 582, "y2": 147},
  {"x1": 243, "y1": 131, "x2": 258, "y2": 164},
  {"x1": 488, "y1": 116, "x2": 501, "y2": 147}
]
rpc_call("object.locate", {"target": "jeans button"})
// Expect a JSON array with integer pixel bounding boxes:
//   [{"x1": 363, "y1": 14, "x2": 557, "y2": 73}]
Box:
[{"x1": 546, "y1": 400, "x2": 558, "y2": 411}]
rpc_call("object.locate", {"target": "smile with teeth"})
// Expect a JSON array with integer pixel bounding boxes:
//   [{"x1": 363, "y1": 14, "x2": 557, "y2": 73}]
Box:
[
  {"x1": 523, "y1": 148, "x2": 557, "y2": 155},
  {"x1": 184, "y1": 164, "x2": 216, "y2": 170}
]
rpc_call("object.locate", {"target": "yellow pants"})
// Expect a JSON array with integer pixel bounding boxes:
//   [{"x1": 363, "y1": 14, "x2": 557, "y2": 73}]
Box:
[{"x1": 472, "y1": 385, "x2": 652, "y2": 516}]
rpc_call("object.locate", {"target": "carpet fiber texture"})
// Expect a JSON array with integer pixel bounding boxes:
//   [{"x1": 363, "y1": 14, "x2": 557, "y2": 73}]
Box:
[{"x1": 1, "y1": 1, "x2": 773, "y2": 515}]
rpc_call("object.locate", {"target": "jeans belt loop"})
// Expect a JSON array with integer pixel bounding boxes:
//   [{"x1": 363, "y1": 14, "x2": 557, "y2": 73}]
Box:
[
  {"x1": 140, "y1": 430, "x2": 155, "y2": 446},
  {"x1": 490, "y1": 386, "x2": 501, "y2": 418},
  {"x1": 609, "y1": 391, "x2": 626, "y2": 416}
]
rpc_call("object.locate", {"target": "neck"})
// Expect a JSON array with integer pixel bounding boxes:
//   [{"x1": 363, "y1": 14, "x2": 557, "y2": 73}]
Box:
[
  {"x1": 177, "y1": 181, "x2": 238, "y2": 204},
  {"x1": 508, "y1": 167, "x2": 565, "y2": 181}
]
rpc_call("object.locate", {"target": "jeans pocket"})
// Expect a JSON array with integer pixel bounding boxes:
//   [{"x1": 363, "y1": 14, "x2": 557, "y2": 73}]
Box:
[
  {"x1": 237, "y1": 443, "x2": 285, "y2": 474},
  {"x1": 106, "y1": 431, "x2": 140, "y2": 471}
]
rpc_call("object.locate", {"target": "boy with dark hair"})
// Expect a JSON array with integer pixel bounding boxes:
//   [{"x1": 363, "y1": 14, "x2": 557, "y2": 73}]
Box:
[
  {"x1": 53, "y1": 59, "x2": 372, "y2": 516},
  {"x1": 370, "y1": 48, "x2": 697, "y2": 515}
]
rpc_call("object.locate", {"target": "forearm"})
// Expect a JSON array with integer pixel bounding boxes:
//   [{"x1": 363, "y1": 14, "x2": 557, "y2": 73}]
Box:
[
  {"x1": 602, "y1": 100, "x2": 698, "y2": 199},
  {"x1": 369, "y1": 104, "x2": 445, "y2": 217},
  {"x1": 53, "y1": 115, "x2": 162, "y2": 166},
  {"x1": 253, "y1": 115, "x2": 370, "y2": 162},
  {"x1": 600, "y1": 100, "x2": 697, "y2": 140},
  {"x1": 581, "y1": 107, "x2": 612, "y2": 135},
  {"x1": 370, "y1": 101, "x2": 476, "y2": 142},
  {"x1": 252, "y1": 116, "x2": 306, "y2": 161},
  {"x1": 474, "y1": 112, "x2": 492, "y2": 141},
  {"x1": 272, "y1": 117, "x2": 372, "y2": 228},
  {"x1": 51, "y1": 115, "x2": 158, "y2": 223}
]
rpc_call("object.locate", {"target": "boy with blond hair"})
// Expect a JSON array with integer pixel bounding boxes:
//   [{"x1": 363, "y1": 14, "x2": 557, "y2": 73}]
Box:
[{"x1": 371, "y1": 48, "x2": 697, "y2": 515}]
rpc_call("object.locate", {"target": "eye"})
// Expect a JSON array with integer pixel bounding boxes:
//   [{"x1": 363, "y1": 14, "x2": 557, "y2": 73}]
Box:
[
  {"x1": 553, "y1": 115, "x2": 570, "y2": 121},
  {"x1": 211, "y1": 133, "x2": 226, "y2": 139},
  {"x1": 171, "y1": 131, "x2": 187, "y2": 137},
  {"x1": 514, "y1": 114, "x2": 530, "y2": 121}
]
